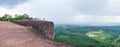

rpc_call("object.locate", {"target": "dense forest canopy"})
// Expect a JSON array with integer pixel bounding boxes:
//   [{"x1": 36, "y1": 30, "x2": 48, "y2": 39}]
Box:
[{"x1": 0, "y1": 14, "x2": 33, "y2": 21}]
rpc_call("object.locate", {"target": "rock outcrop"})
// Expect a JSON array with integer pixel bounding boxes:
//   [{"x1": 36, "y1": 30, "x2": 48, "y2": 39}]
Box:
[
  {"x1": 12, "y1": 20, "x2": 54, "y2": 39},
  {"x1": 0, "y1": 21, "x2": 74, "y2": 47}
]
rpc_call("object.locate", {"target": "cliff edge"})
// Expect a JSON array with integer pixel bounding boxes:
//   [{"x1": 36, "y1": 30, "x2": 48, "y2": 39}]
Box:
[{"x1": 0, "y1": 21, "x2": 74, "y2": 47}]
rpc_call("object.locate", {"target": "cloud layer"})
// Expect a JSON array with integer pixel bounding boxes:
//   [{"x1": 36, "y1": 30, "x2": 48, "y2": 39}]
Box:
[
  {"x1": 0, "y1": 2, "x2": 30, "y2": 16},
  {"x1": 0, "y1": 0, "x2": 30, "y2": 16},
  {"x1": 0, "y1": 0, "x2": 120, "y2": 25},
  {"x1": 31, "y1": 0, "x2": 120, "y2": 24},
  {"x1": 0, "y1": 0, "x2": 28, "y2": 8}
]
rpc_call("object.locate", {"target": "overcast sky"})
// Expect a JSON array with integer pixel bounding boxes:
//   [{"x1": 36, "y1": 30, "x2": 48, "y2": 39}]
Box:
[{"x1": 0, "y1": 0, "x2": 120, "y2": 25}]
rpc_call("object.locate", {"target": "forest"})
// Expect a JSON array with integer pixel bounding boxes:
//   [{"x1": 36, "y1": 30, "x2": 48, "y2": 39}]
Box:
[
  {"x1": 54, "y1": 24, "x2": 120, "y2": 47},
  {"x1": 0, "y1": 14, "x2": 33, "y2": 21}
]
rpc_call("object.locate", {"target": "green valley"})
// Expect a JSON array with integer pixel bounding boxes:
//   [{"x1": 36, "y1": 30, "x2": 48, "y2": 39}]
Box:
[{"x1": 54, "y1": 25, "x2": 120, "y2": 47}]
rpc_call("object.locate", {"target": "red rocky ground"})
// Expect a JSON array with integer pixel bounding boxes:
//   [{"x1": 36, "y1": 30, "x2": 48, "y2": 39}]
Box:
[{"x1": 0, "y1": 21, "x2": 73, "y2": 47}]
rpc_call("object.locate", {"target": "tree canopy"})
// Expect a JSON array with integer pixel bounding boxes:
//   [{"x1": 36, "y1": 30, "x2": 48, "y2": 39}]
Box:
[{"x1": 0, "y1": 14, "x2": 33, "y2": 21}]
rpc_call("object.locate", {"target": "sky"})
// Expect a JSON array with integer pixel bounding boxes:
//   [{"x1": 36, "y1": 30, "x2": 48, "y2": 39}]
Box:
[{"x1": 0, "y1": 0, "x2": 120, "y2": 25}]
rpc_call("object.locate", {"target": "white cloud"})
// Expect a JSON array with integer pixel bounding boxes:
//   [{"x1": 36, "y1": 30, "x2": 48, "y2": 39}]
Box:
[
  {"x1": 1, "y1": 0, "x2": 120, "y2": 25},
  {"x1": 73, "y1": 14, "x2": 120, "y2": 24},
  {"x1": 100, "y1": 0, "x2": 120, "y2": 15},
  {"x1": 30, "y1": 0, "x2": 120, "y2": 24},
  {"x1": 0, "y1": 2, "x2": 30, "y2": 16},
  {"x1": 73, "y1": 14, "x2": 91, "y2": 23}
]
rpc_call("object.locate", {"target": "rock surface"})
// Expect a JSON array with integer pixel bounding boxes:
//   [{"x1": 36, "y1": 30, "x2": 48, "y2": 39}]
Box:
[{"x1": 0, "y1": 21, "x2": 73, "y2": 47}]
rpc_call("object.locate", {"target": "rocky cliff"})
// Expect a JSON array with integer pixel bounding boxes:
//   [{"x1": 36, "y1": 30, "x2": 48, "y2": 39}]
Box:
[
  {"x1": 12, "y1": 20, "x2": 54, "y2": 39},
  {"x1": 0, "y1": 21, "x2": 74, "y2": 47}
]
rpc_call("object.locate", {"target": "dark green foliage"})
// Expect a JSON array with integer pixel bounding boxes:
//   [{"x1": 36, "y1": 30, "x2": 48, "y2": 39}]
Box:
[
  {"x1": 54, "y1": 25, "x2": 120, "y2": 47},
  {"x1": 0, "y1": 14, "x2": 33, "y2": 21},
  {"x1": 14, "y1": 14, "x2": 32, "y2": 20}
]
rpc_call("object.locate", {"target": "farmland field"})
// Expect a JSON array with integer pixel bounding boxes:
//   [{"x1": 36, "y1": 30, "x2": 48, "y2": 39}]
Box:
[{"x1": 54, "y1": 24, "x2": 120, "y2": 47}]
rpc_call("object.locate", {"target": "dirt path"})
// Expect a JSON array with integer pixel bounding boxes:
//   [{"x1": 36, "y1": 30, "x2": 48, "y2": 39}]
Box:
[{"x1": 0, "y1": 21, "x2": 73, "y2": 47}]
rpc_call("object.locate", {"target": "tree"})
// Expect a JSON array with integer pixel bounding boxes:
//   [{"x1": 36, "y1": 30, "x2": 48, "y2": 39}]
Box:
[
  {"x1": 0, "y1": 14, "x2": 33, "y2": 21},
  {"x1": 0, "y1": 14, "x2": 13, "y2": 21}
]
